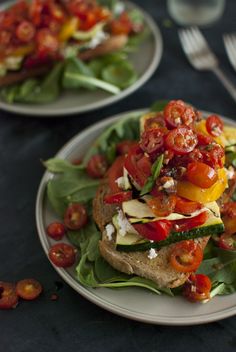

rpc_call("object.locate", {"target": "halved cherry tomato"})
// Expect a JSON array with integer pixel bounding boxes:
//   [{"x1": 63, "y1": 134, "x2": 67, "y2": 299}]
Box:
[
  {"x1": 64, "y1": 203, "x2": 88, "y2": 230},
  {"x1": 29, "y1": 0, "x2": 43, "y2": 26},
  {"x1": 47, "y1": 222, "x2": 66, "y2": 240},
  {"x1": 175, "y1": 197, "x2": 202, "y2": 215},
  {"x1": 165, "y1": 127, "x2": 198, "y2": 155},
  {"x1": 183, "y1": 274, "x2": 212, "y2": 302},
  {"x1": 16, "y1": 279, "x2": 42, "y2": 301},
  {"x1": 107, "y1": 155, "x2": 125, "y2": 193},
  {"x1": 49, "y1": 243, "x2": 76, "y2": 268},
  {"x1": 143, "y1": 112, "x2": 166, "y2": 131},
  {"x1": 218, "y1": 233, "x2": 236, "y2": 250},
  {"x1": 174, "y1": 211, "x2": 208, "y2": 232},
  {"x1": 110, "y1": 12, "x2": 132, "y2": 35},
  {"x1": 104, "y1": 191, "x2": 132, "y2": 204},
  {"x1": 133, "y1": 220, "x2": 172, "y2": 241},
  {"x1": 49, "y1": 2, "x2": 65, "y2": 22},
  {"x1": 36, "y1": 28, "x2": 59, "y2": 57},
  {"x1": 16, "y1": 21, "x2": 35, "y2": 43},
  {"x1": 147, "y1": 194, "x2": 176, "y2": 217},
  {"x1": 0, "y1": 282, "x2": 18, "y2": 310},
  {"x1": 116, "y1": 140, "x2": 137, "y2": 155},
  {"x1": 206, "y1": 115, "x2": 223, "y2": 137},
  {"x1": 222, "y1": 202, "x2": 236, "y2": 218},
  {"x1": 0, "y1": 30, "x2": 11, "y2": 45},
  {"x1": 186, "y1": 161, "x2": 218, "y2": 188},
  {"x1": 197, "y1": 132, "x2": 214, "y2": 146},
  {"x1": 170, "y1": 240, "x2": 203, "y2": 272},
  {"x1": 140, "y1": 128, "x2": 164, "y2": 157},
  {"x1": 124, "y1": 145, "x2": 151, "y2": 187},
  {"x1": 164, "y1": 100, "x2": 196, "y2": 128},
  {"x1": 86, "y1": 154, "x2": 108, "y2": 179}
]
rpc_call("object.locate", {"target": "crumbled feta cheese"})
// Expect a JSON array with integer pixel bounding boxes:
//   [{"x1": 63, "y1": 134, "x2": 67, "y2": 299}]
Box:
[
  {"x1": 148, "y1": 248, "x2": 158, "y2": 260},
  {"x1": 175, "y1": 117, "x2": 182, "y2": 124},
  {"x1": 115, "y1": 176, "x2": 126, "y2": 190},
  {"x1": 226, "y1": 166, "x2": 235, "y2": 180},
  {"x1": 105, "y1": 223, "x2": 115, "y2": 241},
  {"x1": 163, "y1": 178, "x2": 175, "y2": 189},
  {"x1": 150, "y1": 240, "x2": 154, "y2": 243},
  {"x1": 117, "y1": 209, "x2": 137, "y2": 236},
  {"x1": 114, "y1": 1, "x2": 125, "y2": 15},
  {"x1": 88, "y1": 30, "x2": 108, "y2": 49}
]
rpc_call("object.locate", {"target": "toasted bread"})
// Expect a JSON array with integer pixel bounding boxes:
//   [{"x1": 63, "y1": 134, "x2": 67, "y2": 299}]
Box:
[{"x1": 93, "y1": 181, "x2": 209, "y2": 288}]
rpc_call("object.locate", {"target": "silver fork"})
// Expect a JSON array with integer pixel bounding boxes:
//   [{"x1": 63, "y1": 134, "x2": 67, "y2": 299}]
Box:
[
  {"x1": 223, "y1": 33, "x2": 236, "y2": 72},
  {"x1": 179, "y1": 27, "x2": 236, "y2": 102}
]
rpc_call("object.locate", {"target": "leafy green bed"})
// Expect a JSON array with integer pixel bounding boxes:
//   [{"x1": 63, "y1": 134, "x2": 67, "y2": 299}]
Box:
[{"x1": 44, "y1": 101, "x2": 236, "y2": 299}]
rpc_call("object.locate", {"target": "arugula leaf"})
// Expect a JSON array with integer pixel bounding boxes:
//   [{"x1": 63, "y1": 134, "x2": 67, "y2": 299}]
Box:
[
  {"x1": 43, "y1": 158, "x2": 84, "y2": 173},
  {"x1": 150, "y1": 100, "x2": 169, "y2": 112},
  {"x1": 140, "y1": 154, "x2": 164, "y2": 196}
]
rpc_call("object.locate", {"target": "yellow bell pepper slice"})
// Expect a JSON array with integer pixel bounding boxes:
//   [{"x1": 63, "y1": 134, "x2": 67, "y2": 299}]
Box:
[
  {"x1": 8, "y1": 44, "x2": 35, "y2": 57},
  {"x1": 177, "y1": 168, "x2": 227, "y2": 203},
  {"x1": 58, "y1": 17, "x2": 79, "y2": 42}
]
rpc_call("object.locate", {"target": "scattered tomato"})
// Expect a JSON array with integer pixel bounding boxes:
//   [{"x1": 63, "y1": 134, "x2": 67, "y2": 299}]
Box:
[
  {"x1": 0, "y1": 282, "x2": 18, "y2": 310},
  {"x1": 183, "y1": 274, "x2": 212, "y2": 302},
  {"x1": 64, "y1": 203, "x2": 88, "y2": 230},
  {"x1": 49, "y1": 243, "x2": 76, "y2": 268},
  {"x1": 86, "y1": 154, "x2": 108, "y2": 178},
  {"x1": 170, "y1": 240, "x2": 203, "y2": 272},
  {"x1": 16, "y1": 279, "x2": 42, "y2": 301},
  {"x1": 186, "y1": 161, "x2": 218, "y2": 188},
  {"x1": 165, "y1": 126, "x2": 198, "y2": 155},
  {"x1": 206, "y1": 115, "x2": 223, "y2": 137},
  {"x1": 47, "y1": 222, "x2": 66, "y2": 240}
]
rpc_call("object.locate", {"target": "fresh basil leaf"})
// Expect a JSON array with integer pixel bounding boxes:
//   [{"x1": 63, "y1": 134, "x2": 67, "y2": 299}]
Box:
[
  {"x1": 150, "y1": 100, "x2": 169, "y2": 112},
  {"x1": 43, "y1": 158, "x2": 85, "y2": 173},
  {"x1": 140, "y1": 154, "x2": 164, "y2": 196}
]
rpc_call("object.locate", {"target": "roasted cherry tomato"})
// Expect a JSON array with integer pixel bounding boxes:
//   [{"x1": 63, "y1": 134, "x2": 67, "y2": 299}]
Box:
[
  {"x1": 133, "y1": 220, "x2": 172, "y2": 242},
  {"x1": 206, "y1": 115, "x2": 223, "y2": 137},
  {"x1": 86, "y1": 154, "x2": 108, "y2": 179},
  {"x1": 201, "y1": 143, "x2": 224, "y2": 169},
  {"x1": 49, "y1": 243, "x2": 76, "y2": 268},
  {"x1": 64, "y1": 203, "x2": 88, "y2": 230},
  {"x1": 104, "y1": 191, "x2": 132, "y2": 204},
  {"x1": 110, "y1": 12, "x2": 132, "y2": 35},
  {"x1": 175, "y1": 197, "x2": 202, "y2": 215},
  {"x1": 222, "y1": 202, "x2": 236, "y2": 218},
  {"x1": 46, "y1": 222, "x2": 66, "y2": 240},
  {"x1": 124, "y1": 145, "x2": 151, "y2": 187},
  {"x1": 218, "y1": 233, "x2": 236, "y2": 250},
  {"x1": 183, "y1": 274, "x2": 212, "y2": 302},
  {"x1": 49, "y1": 2, "x2": 65, "y2": 22},
  {"x1": 0, "y1": 282, "x2": 18, "y2": 310},
  {"x1": 36, "y1": 28, "x2": 59, "y2": 57},
  {"x1": 0, "y1": 30, "x2": 11, "y2": 45},
  {"x1": 143, "y1": 112, "x2": 166, "y2": 131},
  {"x1": 186, "y1": 161, "x2": 218, "y2": 188},
  {"x1": 147, "y1": 194, "x2": 176, "y2": 217},
  {"x1": 197, "y1": 132, "x2": 214, "y2": 146},
  {"x1": 165, "y1": 127, "x2": 198, "y2": 155},
  {"x1": 16, "y1": 20, "x2": 35, "y2": 43},
  {"x1": 29, "y1": 0, "x2": 43, "y2": 26},
  {"x1": 170, "y1": 240, "x2": 203, "y2": 272},
  {"x1": 164, "y1": 100, "x2": 196, "y2": 128},
  {"x1": 16, "y1": 279, "x2": 42, "y2": 301},
  {"x1": 116, "y1": 140, "x2": 137, "y2": 155},
  {"x1": 107, "y1": 155, "x2": 125, "y2": 193},
  {"x1": 140, "y1": 128, "x2": 164, "y2": 157},
  {"x1": 174, "y1": 211, "x2": 208, "y2": 232}
]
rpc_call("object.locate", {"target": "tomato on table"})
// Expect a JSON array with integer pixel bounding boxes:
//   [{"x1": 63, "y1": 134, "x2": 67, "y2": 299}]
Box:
[
  {"x1": 174, "y1": 211, "x2": 208, "y2": 232},
  {"x1": 218, "y1": 233, "x2": 236, "y2": 250},
  {"x1": 175, "y1": 197, "x2": 202, "y2": 215},
  {"x1": 49, "y1": 243, "x2": 76, "y2": 268},
  {"x1": 86, "y1": 154, "x2": 108, "y2": 179},
  {"x1": 147, "y1": 194, "x2": 176, "y2": 217},
  {"x1": 206, "y1": 115, "x2": 223, "y2": 137},
  {"x1": 47, "y1": 222, "x2": 66, "y2": 240},
  {"x1": 165, "y1": 126, "x2": 198, "y2": 155},
  {"x1": 140, "y1": 128, "x2": 164, "y2": 157},
  {"x1": 64, "y1": 203, "x2": 88, "y2": 230},
  {"x1": 170, "y1": 240, "x2": 203, "y2": 272},
  {"x1": 164, "y1": 100, "x2": 196, "y2": 128},
  {"x1": 16, "y1": 279, "x2": 42, "y2": 300},
  {"x1": 133, "y1": 220, "x2": 172, "y2": 242},
  {"x1": 0, "y1": 282, "x2": 18, "y2": 310},
  {"x1": 16, "y1": 21, "x2": 35, "y2": 43},
  {"x1": 124, "y1": 145, "x2": 151, "y2": 187},
  {"x1": 104, "y1": 191, "x2": 132, "y2": 204},
  {"x1": 183, "y1": 274, "x2": 212, "y2": 302},
  {"x1": 186, "y1": 161, "x2": 218, "y2": 188},
  {"x1": 116, "y1": 140, "x2": 137, "y2": 155}
]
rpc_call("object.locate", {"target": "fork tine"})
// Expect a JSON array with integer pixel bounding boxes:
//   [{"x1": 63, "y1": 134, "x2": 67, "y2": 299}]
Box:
[{"x1": 223, "y1": 33, "x2": 236, "y2": 71}]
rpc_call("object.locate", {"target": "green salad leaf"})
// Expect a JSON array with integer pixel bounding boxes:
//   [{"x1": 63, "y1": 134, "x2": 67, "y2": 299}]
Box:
[
  {"x1": 101, "y1": 61, "x2": 137, "y2": 89},
  {"x1": 140, "y1": 154, "x2": 164, "y2": 196},
  {"x1": 150, "y1": 99, "x2": 169, "y2": 112},
  {"x1": 43, "y1": 158, "x2": 84, "y2": 173}
]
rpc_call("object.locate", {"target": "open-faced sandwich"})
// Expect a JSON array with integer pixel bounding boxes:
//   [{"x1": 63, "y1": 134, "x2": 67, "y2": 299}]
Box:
[
  {"x1": 0, "y1": 0, "x2": 146, "y2": 103},
  {"x1": 44, "y1": 99, "x2": 236, "y2": 302}
]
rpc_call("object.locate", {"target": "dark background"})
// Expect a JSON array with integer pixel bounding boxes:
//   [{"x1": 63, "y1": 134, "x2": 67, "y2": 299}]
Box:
[{"x1": 1, "y1": 0, "x2": 236, "y2": 351}]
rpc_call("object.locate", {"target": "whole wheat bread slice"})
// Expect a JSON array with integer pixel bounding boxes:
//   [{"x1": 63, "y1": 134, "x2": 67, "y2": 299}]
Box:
[{"x1": 93, "y1": 181, "x2": 209, "y2": 288}]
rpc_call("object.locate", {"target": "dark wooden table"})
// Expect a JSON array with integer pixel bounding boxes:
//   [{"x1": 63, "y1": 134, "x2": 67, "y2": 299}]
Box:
[{"x1": 1, "y1": 0, "x2": 236, "y2": 351}]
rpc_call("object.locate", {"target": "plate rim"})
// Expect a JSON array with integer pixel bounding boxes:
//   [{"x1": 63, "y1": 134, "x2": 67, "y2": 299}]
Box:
[
  {"x1": 36, "y1": 108, "x2": 236, "y2": 325},
  {"x1": 0, "y1": 1, "x2": 163, "y2": 116}
]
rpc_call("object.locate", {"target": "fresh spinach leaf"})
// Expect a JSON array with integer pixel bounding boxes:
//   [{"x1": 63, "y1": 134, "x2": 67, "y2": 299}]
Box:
[
  {"x1": 140, "y1": 154, "x2": 164, "y2": 196},
  {"x1": 101, "y1": 61, "x2": 137, "y2": 89},
  {"x1": 44, "y1": 158, "x2": 84, "y2": 173},
  {"x1": 150, "y1": 100, "x2": 169, "y2": 112}
]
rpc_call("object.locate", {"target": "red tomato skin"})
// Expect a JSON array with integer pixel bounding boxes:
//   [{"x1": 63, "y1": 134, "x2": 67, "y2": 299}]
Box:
[
  {"x1": 147, "y1": 194, "x2": 177, "y2": 217},
  {"x1": 16, "y1": 21, "x2": 35, "y2": 43},
  {"x1": 218, "y1": 233, "x2": 236, "y2": 251},
  {"x1": 164, "y1": 100, "x2": 196, "y2": 128},
  {"x1": 197, "y1": 133, "x2": 214, "y2": 146},
  {"x1": 16, "y1": 279, "x2": 42, "y2": 301},
  {"x1": 133, "y1": 220, "x2": 172, "y2": 241},
  {"x1": 174, "y1": 211, "x2": 208, "y2": 232},
  {"x1": 206, "y1": 115, "x2": 223, "y2": 137},
  {"x1": 64, "y1": 203, "x2": 88, "y2": 230},
  {"x1": 49, "y1": 243, "x2": 76, "y2": 268},
  {"x1": 86, "y1": 154, "x2": 108, "y2": 179},
  {"x1": 107, "y1": 155, "x2": 125, "y2": 193},
  {"x1": 140, "y1": 128, "x2": 164, "y2": 157},
  {"x1": 175, "y1": 197, "x2": 202, "y2": 215},
  {"x1": 165, "y1": 127, "x2": 198, "y2": 155},
  {"x1": 46, "y1": 222, "x2": 66, "y2": 240},
  {"x1": 0, "y1": 282, "x2": 18, "y2": 310},
  {"x1": 104, "y1": 191, "x2": 132, "y2": 204},
  {"x1": 144, "y1": 113, "x2": 166, "y2": 131},
  {"x1": 116, "y1": 140, "x2": 137, "y2": 155},
  {"x1": 170, "y1": 240, "x2": 203, "y2": 272},
  {"x1": 124, "y1": 145, "x2": 151, "y2": 187},
  {"x1": 186, "y1": 161, "x2": 218, "y2": 188},
  {"x1": 36, "y1": 28, "x2": 59, "y2": 57},
  {"x1": 183, "y1": 274, "x2": 212, "y2": 302}
]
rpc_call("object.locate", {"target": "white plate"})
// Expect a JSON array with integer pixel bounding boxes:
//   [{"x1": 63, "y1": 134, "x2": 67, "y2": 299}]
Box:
[
  {"x1": 36, "y1": 109, "x2": 236, "y2": 325},
  {"x1": 0, "y1": 1, "x2": 162, "y2": 116}
]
